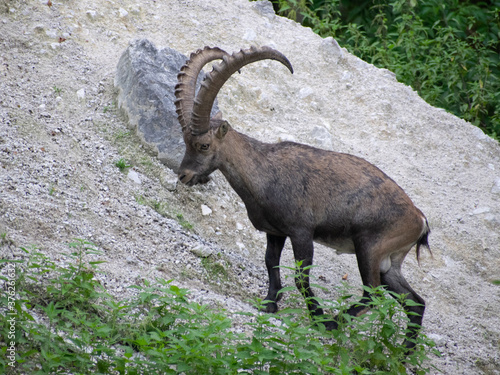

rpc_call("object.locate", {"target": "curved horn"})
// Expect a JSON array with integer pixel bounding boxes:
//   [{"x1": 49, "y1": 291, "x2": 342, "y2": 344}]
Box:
[
  {"x1": 190, "y1": 45, "x2": 294, "y2": 136},
  {"x1": 175, "y1": 46, "x2": 230, "y2": 132}
]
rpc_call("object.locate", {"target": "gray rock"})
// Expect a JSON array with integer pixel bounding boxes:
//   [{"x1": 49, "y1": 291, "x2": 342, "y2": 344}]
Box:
[
  {"x1": 252, "y1": 0, "x2": 275, "y2": 19},
  {"x1": 191, "y1": 244, "x2": 214, "y2": 258},
  {"x1": 320, "y1": 36, "x2": 344, "y2": 64},
  {"x1": 127, "y1": 169, "x2": 141, "y2": 184},
  {"x1": 114, "y1": 39, "x2": 220, "y2": 172}
]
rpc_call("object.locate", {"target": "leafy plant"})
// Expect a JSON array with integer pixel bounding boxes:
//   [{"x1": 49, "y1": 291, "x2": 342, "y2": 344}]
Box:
[
  {"x1": 114, "y1": 158, "x2": 132, "y2": 172},
  {"x1": 0, "y1": 243, "x2": 437, "y2": 374},
  {"x1": 201, "y1": 254, "x2": 232, "y2": 285}
]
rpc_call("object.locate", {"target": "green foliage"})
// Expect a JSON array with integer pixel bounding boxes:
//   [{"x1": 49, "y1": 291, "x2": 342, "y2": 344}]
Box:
[
  {"x1": 201, "y1": 255, "x2": 231, "y2": 283},
  {"x1": 1, "y1": 243, "x2": 437, "y2": 374},
  {"x1": 270, "y1": 0, "x2": 500, "y2": 139},
  {"x1": 115, "y1": 158, "x2": 132, "y2": 172}
]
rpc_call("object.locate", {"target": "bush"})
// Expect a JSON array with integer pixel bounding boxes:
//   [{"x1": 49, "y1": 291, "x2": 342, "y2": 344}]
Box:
[
  {"x1": 270, "y1": 0, "x2": 500, "y2": 139},
  {"x1": 1, "y1": 242, "x2": 437, "y2": 374}
]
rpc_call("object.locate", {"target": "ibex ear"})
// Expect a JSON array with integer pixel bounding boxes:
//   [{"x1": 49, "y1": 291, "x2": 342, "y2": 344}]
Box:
[{"x1": 216, "y1": 121, "x2": 230, "y2": 139}]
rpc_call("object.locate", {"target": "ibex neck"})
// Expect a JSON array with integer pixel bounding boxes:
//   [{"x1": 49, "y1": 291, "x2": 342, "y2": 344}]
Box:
[{"x1": 218, "y1": 130, "x2": 268, "y2": 202}]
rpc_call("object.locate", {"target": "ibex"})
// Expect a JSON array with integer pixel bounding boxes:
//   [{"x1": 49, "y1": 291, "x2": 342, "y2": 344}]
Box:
[{"x1": 174, "y1": 46, "x2": 430, "y2": 350}]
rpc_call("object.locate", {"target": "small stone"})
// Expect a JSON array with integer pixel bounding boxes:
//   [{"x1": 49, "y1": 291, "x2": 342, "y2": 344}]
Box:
[
  {"x1": 118, "y1": 8, "x2": 128, "y2": 18},
  {"x1": 191, "y1": 244, "x2": 213, "y2": 258},
  {"x1": 427, "y1": 333, "x2": 446, "y2": 347},
  {"x1": 130, "y1": 5, "x2": 141, "y2": 15},
  {"x1": 127, "y1": 169, "x2": 141, "y2": 184},
  {"x1": 76, "y1": 88, "x2": 85, "y2": 100},
  {"x1": 45, "y1": 29, "x2": 58, "y2": 39},
  {"x1": 491, "y1": 178, "x2": 500, "y2": 194},
  {"x1": 86, "y1": 10, "x2": 97, "y2": 20},
  {"x1": 201, "y1": 204, "x2": 212, "y2": 216},
  {"x1": 472, "y1": 207, "x2": 490, "y2": 215},
  {"x1": 159, "y1": 170, "x2": 178, "y2": 191},
  {"x1": 34, "y1": 24, "x2": 45, "y2": 34},
  {"x1": 126, "y1": 256, "x2": 137, "y2": 265},
  {"x1": 298, "y1": 87, "x2": 314, "y2": 99}
]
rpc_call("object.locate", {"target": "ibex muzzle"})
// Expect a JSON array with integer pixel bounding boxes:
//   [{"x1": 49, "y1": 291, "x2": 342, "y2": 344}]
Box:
[{"x1": 174, "y1": 45, "x2": 431, "y2": 351}]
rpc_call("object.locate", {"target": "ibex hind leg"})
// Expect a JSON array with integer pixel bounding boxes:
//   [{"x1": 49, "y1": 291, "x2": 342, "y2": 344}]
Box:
[
  {"x1": 326, "y1": 240, "x2": 386, "y2": 330},
  {"x1": 380, "y1": 263, "x2": 425, "y2": 352}
]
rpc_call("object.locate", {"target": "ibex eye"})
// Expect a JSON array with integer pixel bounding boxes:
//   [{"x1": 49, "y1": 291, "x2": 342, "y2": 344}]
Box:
[{"x1": 200, "y1": 144, "x2": 210, "y2": 151}]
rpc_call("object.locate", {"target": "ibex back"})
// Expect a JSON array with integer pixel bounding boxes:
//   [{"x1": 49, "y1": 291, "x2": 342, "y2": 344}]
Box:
[{"x1": 174, "y1": 46, "x2": 431, "y2": 350}]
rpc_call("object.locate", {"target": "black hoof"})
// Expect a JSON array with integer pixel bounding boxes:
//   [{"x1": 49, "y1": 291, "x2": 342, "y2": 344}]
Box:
[
  {"x1": 260, "y1": 300, "x2": 278, "y2": 313},
  {"x1": 313, "y1": 318, "x2": 338, "y2": 331}
]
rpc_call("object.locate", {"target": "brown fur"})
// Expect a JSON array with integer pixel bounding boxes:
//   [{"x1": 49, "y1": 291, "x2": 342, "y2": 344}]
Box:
[{"x1": 175, "y1": 46, "x2": 431, "y2": 351}]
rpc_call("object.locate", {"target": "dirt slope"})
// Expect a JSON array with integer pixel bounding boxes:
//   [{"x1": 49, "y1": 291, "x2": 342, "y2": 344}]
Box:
[{"x1": 1, "y1": 0, "x2": 499, "y2": 373}]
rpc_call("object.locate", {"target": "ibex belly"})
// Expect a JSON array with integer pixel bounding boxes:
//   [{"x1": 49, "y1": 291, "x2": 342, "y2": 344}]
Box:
[
  {"x1": 314, "y1": 236, "x2": 392, "y2": 273},
  {"x1": 314, "y1": 236, "x2": 355, "y2": 254}
]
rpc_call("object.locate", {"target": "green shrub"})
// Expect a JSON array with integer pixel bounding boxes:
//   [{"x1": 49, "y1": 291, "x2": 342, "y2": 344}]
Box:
[
  {"x1": 270, "y1": 0, "x2": 500, "y2": 139},
  {"x1": 1, "y1": 243, "x2": 437, "y2": 374}
]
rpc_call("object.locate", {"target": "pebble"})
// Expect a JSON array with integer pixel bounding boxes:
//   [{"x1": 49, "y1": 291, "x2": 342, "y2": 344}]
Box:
[
  {"x1": 76, "y1": 88, "x2": 85, "y2": 100},
  {"x1": 159, "y1": 170, "x2": 178, "y2": 191},
  {"x1": 427, "y1": 333, "x2": 447, "y2": 347},
  {"x1": 472, "y1": 207, "x2": 490, "y2": 215},
  {"x1": 190, "y1": 244, "x2": 214, "y2": 258},
  {"x1": 201, "y1": 204, "x2": 212, "y2": 216},
  {"x1": 298, "y1": 87, "x2": 314, "y2": 99},
  {"x1": 118, "y1": 8, "x2": 128, "y2": 18},
  {"x1": 127, "y1": 169, "x2": 141, "y2": 184},
  {"x1": 491, "y1": 178, "x2": 500, "y2": 194},
  {"x1": 86, "y1": 10, "x2": 98, "y2": 20}
]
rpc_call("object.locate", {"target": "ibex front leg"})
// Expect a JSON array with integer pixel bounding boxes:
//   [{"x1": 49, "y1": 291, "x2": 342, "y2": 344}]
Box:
[
  {"x1": 262, "y1": 234, "x2": 286, "y2": 313},
  {"x1": 290, "y1": 235, "x2": 324, "y2": 318}
]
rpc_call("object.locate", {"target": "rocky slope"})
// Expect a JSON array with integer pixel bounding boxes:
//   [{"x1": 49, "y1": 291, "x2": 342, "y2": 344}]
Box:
[{"x1": 0, "y1": 0, "x2": 499, "y2": 373}]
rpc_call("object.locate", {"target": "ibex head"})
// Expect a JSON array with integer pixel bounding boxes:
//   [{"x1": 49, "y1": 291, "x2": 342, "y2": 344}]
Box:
[{"x1": 174, "y1": 46, "x2": 293, "y2": 186}]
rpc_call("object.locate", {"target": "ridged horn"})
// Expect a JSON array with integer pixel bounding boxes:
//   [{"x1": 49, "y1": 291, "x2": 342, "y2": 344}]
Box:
[
  {"x1": 190, "y1": 45, "x2": 294, "y2": 136},
  {"x1": 175, "y1": 46, "x2": 230, "y2": 132}
]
